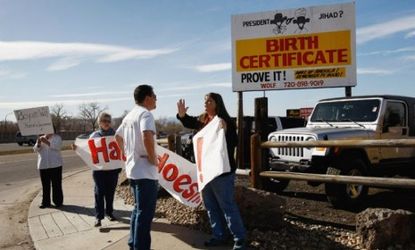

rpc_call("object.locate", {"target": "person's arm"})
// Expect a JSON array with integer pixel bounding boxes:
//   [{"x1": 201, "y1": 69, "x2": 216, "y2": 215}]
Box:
[{"x1": 143, "y1": 130, "x2": 157, "y2": 166}]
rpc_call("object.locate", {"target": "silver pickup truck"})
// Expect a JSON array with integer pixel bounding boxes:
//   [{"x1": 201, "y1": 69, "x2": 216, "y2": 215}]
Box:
[{"x1": 267, "y1": 95, "x2": 415, "y2": 208}]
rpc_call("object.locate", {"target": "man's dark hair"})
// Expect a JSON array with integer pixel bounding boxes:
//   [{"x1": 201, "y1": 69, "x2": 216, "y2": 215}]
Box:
[{"x1": 134, "y1": 84, "x2": 154, "y2": 104}]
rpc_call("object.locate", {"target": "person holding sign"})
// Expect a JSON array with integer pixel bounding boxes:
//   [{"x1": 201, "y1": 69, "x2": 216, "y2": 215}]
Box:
[
  {"x1": 73, "y1": 112, "x2": 122, "y2": 227},
  {"x1": 177, "y1": 93, "x2": 246, "y2": 250},
  {"x1": 33, "y1": 130, "x2": 64, "y2": 209},
  {"x1": 115, "y1": 85, "x2": 159, "y2": 250}
]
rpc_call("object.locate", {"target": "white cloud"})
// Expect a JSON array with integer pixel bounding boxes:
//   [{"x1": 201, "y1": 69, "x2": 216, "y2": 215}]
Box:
[
  {"x1": 159, "y1": 82, "x2": 231, "y2": 91},
  {"x1": 194, "y1": 63, "x2": 231, "y2": 72},
  {"x1": 0, "y1": 40, "x2": 178, "y2": 71},
  {"x1": 49, "y1": 91, "x2": 130, "y2": 98},
  {"x1": 0, "y1": 97, "x2": 131, "y2": 109},
  {"x1": 357, "y1": 68, "x2": 394, "y2": 75},
  {"x1": 404, "y1": 55, "x2": 415, "y2": 61},
  {"x1": 357, "y1": 15, "x2": 415, "y2": 44},
  {"x1": 0, "y1": 67, "x2": 27, "y2": 79},
  {"x1": 358, "y1": 46, "x2": 415, "y2": 56},
  {"x1": 405, "y1": 30, "x2": 415, "y2": 39},
  {"x1": 47, "y1": 57, "x2": 82, "y2": 71}
]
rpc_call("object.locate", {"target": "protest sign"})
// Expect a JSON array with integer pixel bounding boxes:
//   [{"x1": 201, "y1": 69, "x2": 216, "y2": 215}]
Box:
[
  {"x1": 75, "y1": 136, "x2": 202, "y2": 208},
  {"x1": 232, "y1": 2, "x2": 356, "y2": 91},
  {"x1": 157, "y1": 145, "x2": 201, "y2": 207},
  {"x1": 14, "y1": 106, "x2": 54, "y2": 136},
  {"x1": 75, "y1": 136, "x2": 125, "y2": 171},
  {"x1": 192, "y1": 116, "x2": 231, "y2": 191}
]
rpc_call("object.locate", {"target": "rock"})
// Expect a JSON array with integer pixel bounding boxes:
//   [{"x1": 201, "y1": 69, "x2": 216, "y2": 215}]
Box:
[
  {"x1": 235, "y1": 186, "x2": 286, "y2": 230},
  {"x1": 356, "y1": 208, "x2": 415, "y2": 249}
]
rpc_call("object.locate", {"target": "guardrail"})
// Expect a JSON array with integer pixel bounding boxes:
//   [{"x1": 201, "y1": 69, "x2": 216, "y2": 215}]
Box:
[{"x1": 250, "y1": 134, "x2": 415, "y2": 190}]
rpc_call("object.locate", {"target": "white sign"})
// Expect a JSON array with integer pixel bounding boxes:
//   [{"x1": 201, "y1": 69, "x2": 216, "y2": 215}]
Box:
[
  {"x1": 157, "y1": 145, "x2": 202, "y2": 208},
  {"x1": 232, "y1": 2, "x2": 356, "y2": 92},
  {"x1": 192, "y1": 116, "x2": 231, "y2": 191},
  {"x1": 14, "y1": 106, "x2": 54, "y2": 136},
  {"x1": 75, "y1": 136, "x2": 125, "y2": 171},
  {"x1": 75, "y1": 136, "x2": 202, "y2": 208}
]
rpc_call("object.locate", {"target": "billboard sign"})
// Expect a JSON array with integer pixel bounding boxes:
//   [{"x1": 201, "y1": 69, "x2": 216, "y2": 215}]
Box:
[{"x1": 232, "y1": 2, "x2": 356, "y2": 92}]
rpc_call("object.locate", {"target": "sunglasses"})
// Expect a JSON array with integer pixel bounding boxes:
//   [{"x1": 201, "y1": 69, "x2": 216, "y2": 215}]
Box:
[{"x1": 101, "y1": 120, "x2": 111, "y2": 123}]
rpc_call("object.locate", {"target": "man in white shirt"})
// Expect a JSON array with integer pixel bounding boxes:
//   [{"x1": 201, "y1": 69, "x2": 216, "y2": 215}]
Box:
[
  {"x1": 115, "y1": 84, "x2": 158, "y2": 250},
  {"x1": 33, "y1": 133, "x2": 64, "y2": 208}
]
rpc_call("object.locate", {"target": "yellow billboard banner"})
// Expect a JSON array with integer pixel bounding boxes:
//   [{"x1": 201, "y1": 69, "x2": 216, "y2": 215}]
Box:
[{"x1": 236, "y1": 30, "x2": 351, "y2": 72}]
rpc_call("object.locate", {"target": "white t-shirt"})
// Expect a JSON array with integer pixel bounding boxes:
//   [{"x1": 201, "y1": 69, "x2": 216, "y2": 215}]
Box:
[
  {"x1": 116, "y1": 105, "x2": 158, "y2": 180},
  {"x1": 33, "y1": 134, "x2": 63, "y2": 170}
]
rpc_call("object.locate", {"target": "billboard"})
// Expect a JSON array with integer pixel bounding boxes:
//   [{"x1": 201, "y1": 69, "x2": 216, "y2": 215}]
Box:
[{"x1": 232, "y1": 2, "x2": 356, "y2": 92}]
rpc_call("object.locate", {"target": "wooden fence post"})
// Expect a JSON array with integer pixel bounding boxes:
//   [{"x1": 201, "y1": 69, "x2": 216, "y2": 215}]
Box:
[
  {"x1": 167, "y1": 134, "x2": 175, "y2": 152},
  {"x1": 250, "y1": 133, "x2": 262, "y2": 189},
  {"x1": 175, "y1": 134, "x2": 182, "y2": 155}
]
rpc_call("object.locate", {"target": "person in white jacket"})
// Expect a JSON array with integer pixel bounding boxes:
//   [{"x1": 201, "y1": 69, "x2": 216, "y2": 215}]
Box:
[{"x1": 33, "y1": 132, "x2": 64, "y2": 208}]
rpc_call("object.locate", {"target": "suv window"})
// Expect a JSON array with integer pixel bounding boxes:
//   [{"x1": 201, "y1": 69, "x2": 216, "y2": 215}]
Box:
[
  {"x1": 311, "y1": 99, "x2": 381, "y2": 122},
  {"x1": 384, "y1": 101, "x2": 406, "y2": 127}
]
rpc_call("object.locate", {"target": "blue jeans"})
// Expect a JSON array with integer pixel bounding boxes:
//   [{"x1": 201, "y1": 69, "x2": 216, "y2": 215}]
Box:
[
  {"x1": 92, "y1": 169, "x2": 120, "y2": 219},
  {"x1": 201, "y1": 173, "x2": 246, "y2": 242},
  {"x1": 128, "y1": 179, "x2": 158, "y2": 250}
]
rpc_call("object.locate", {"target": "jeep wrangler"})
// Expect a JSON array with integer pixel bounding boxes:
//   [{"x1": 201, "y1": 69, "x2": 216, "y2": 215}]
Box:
[{"x1": 267, "y1": 95, "x2": 415, "y2": 208}]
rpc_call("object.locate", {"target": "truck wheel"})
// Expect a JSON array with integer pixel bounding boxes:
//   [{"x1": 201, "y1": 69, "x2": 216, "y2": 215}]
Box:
[
  {"x1": 324, "y1": 158, "x2": 368, "y2": 209},
  {"x1": 17, "y1": 142, "x2": 23, "y2": 146},
  {"x1": 28, "y1": 140, "x2": 35, "y2": 146},
  {"x1": 263, "y1": 175, "x2": 290, "y2": 193}
]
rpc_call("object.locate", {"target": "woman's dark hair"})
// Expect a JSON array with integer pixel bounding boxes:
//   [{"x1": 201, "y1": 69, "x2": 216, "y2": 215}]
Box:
[
  {"x1": 134, "y1": 84, "x2": 154, "y2": 104},
  {"x1": 207, "y1": 93, "x2": 231, "y2": 121}
]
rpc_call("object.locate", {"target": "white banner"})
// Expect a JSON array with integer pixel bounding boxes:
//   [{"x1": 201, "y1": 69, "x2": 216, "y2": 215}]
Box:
[
  {"x1": 232, "y1": 2, "x2": 356, "y2": 92},
  {"x1": 157, "y1": 145, "x2": 201, "y2": 208},
  {"x1": 75, "y1": 136, "x2": 202, "y2": 208},
  {"x1": 14, "y1": 106, "x2": 54, "y2": 136},
  {"x1": 75, "y1": 136, "x2": 125, "y2": 171},
  {"x1": 192, "y1": 116, "x2": 231, "y2": 191}
]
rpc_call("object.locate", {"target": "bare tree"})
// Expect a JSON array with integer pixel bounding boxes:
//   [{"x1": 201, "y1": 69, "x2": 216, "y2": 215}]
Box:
[
  {"x1": 155, "y1": 117, "x2": 184, "y2": 136},
  {"x1": 51, "y1": 104, "x2": 68, "y2": 132},
  {"x1": 78, "y1": 103, "x2": 106, "y2": 131}
]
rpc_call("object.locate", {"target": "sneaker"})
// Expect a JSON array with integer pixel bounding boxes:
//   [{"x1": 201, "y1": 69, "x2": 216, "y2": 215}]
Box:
[
  {"x1": 204, "y1": 238, "x2": 227, "y2": 247},
  {"x1": 94, "y1": 219, "x2": 101, "y2": 227},
  {"x1": 106, "y1": 214, "x2": 117, "y2": 221},
  {"x1": 233, "y1": 239, "x2": 246, "y2": 250}
]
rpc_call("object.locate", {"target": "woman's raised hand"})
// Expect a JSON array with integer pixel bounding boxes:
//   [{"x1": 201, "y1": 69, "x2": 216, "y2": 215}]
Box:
[{"x1": 177, "y1": 99, "x2": 188, "y2": 118}]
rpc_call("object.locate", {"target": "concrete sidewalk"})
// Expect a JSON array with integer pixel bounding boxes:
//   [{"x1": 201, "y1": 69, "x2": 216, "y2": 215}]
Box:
[{"x1": 28, "y1": 170, "x2": 227, "y2": 250}]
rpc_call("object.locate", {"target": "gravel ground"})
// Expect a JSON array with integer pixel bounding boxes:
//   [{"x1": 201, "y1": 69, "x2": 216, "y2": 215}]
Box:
[{"x1": 117, "y1": 175, "x2": 415, "y2": 250}]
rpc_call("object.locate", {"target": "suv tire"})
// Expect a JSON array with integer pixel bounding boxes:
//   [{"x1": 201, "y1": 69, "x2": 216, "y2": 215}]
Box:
[
  {"x1": 263, "y1": 170, "x2": 290, "y2": 193},
  {"x1": 325, "y1": 158, "x2": 368, "y2": 209}
]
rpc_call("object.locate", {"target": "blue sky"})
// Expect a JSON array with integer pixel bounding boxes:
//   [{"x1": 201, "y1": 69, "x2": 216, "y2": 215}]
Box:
[{"x1": 1, "y1": 0, "x2": 415, "y2": 122}]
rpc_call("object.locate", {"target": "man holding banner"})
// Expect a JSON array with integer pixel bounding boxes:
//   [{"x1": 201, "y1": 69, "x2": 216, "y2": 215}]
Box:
[
  {"x1": 115, "y1": 85, "x2": 159, "y2": 250},
  {"x1": 177, "y1": 93, "x2": 246, "y2": 250}
]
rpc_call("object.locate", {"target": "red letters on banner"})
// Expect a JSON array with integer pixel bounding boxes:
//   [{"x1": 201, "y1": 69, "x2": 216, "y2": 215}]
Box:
[
  {"x1": 88, "y1": 137, "x2": 126, "y2": 164},
  {"x1": 158, "y1": 153, "x2": 201, "y2": 205}
]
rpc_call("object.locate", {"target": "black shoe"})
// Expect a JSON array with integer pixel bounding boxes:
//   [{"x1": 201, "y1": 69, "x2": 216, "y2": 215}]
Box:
[
  {"x1": 39, "y1": 204, "x2": 51, "y2": 209},
  {"x1": 94, "y1": 219, "x2": 101, "y2": 227},
  {"x1": 54, "y1": 204, "x2": 63, "y2": 208},
  {"x1": 233, "y1": 239, "x2": 246, "y2": 250},
  {"x1": 106, "y1": 214, "x2": 117, "y2": 221},
  {"x1": 204, "y1": 238, "x2": 227, "y2": 247}
]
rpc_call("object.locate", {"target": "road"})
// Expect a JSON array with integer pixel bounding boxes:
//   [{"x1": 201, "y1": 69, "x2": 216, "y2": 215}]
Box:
[
  {"x1": 0, "y1": 140, "x2": 74, "y2": 153},
  {"x1": 0, "y1": 150, "x2": 86, "y2": 249}
]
